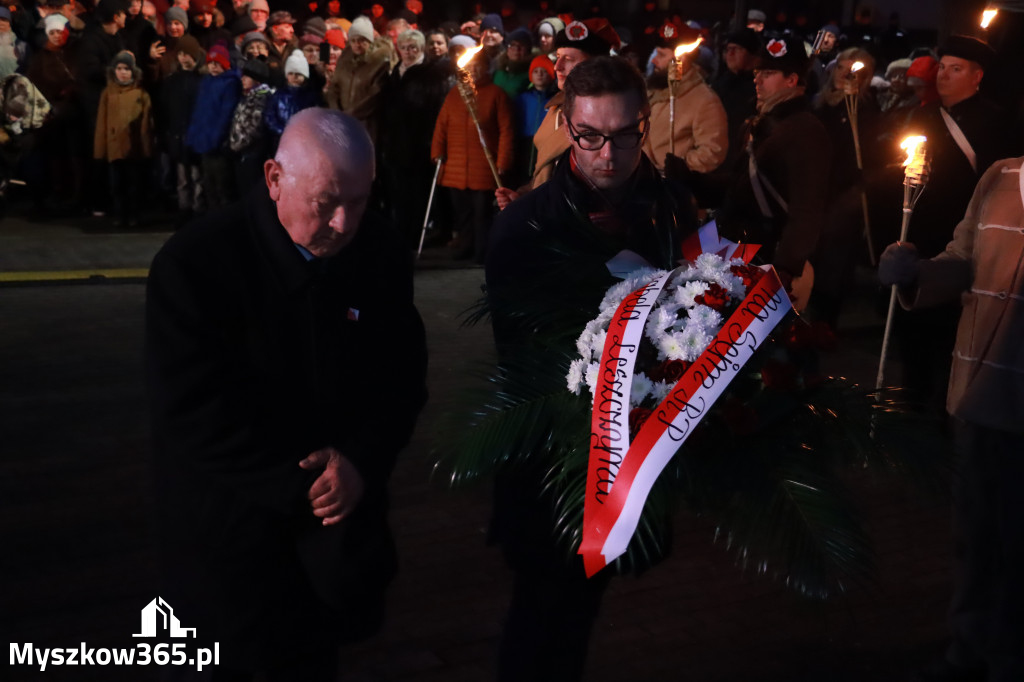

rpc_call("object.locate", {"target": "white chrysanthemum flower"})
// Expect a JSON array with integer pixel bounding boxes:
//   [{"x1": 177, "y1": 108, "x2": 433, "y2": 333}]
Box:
[
  {"x1": 599, "y1": 268, "x2": 663, "y2": 312},
  {"x1": 688, "y1": 304, "x2": 722, "y2": 332},
  {"x1": 583, "y1": 361, "x2": 600, "y2": 396},
  {"x1": 630, "y1": 372, "x2": 653, "y2": 406},
  {"x1": 590, "y1": 328, "x2": 607, "y2": 357},
  {"x1": 694, "y1": 252, "x2": 728, "y2": 277},
  {"x1": 657, "y1": 331, "x2": 687, "y2": 361},
  {"x1": 566, "y1": 358, "x2": 586, "y2": 395},
  {"x1": 651, "y1": 379, "x2": 674, "y2": 402},
  {"x1": 680, "y1": 325, "x2": 713, "y2": 362},
  {"x1": 644, "y1": 306, "x2": 677, "y2": 339},
  {"x1": 720, "y1": 271, "x2": 747, "y2": 299},
  {"x1": 575, "y1": 329, "x2": 594, "y2": 359},
  {"x1": 675, "y1": 280, "x2": 710, "y2": 308}
]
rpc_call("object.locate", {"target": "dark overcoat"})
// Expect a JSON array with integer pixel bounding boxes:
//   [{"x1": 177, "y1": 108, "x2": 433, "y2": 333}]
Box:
[{"x1": 145, "y1": 183, "x2": 427, "y2": 670}]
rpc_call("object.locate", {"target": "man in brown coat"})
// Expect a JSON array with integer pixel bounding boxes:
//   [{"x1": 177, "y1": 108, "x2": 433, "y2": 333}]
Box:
[{"x1": 879, "y1": 156, "x2": 1024, "y2": 682}]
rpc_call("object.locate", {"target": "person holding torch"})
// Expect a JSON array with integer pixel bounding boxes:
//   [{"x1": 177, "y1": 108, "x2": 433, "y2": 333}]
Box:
[
  {"x1": 878, "y1": 153, "x2": 1024, "y2": 682},
  {"x1": 642, "y1": 19, "x2": 728, "y2": 196},
  {"x1": 430, "y1": 42, "x2": 514, "y2": 261}
]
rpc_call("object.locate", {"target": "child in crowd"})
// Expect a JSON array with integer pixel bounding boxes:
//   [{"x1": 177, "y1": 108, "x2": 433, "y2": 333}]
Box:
[
  {"x1": 159, "y1": 35, "x2": 205, "y2": 221},
  {"x1": 185, "y1": 44, "x2": 240, "y2": 210},
  {"x1": 94, "y1": 51, "x2": 152, "y2": 227},
  {"x1": 513, "y1": 55, "x2": 556, "y2": 185},
  {"x1": 229, "y1": 57, "x2": 274, "y2": 195},
  {"x1": 263, "y1": 49, "x2": 321, "y2": 151}
]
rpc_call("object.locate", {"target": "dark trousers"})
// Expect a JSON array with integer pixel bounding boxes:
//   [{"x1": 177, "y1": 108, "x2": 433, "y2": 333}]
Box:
[
  {"x1": 947, "y1": 420, "x2": 1024, "y2": 681},
  {"x1": 108, "y1": 158, "x2": 145, "y2": 222},
  {"x1": 201, "y1": 151, "x2": 234, "y2": 210},
  {"x1": 448, "y1": 187, "x2": 493, "y2": 262}
]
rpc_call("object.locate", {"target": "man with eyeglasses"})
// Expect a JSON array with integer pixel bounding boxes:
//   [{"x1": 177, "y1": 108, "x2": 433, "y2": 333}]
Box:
[
  {"x1": 717, "y1": 34, "x2": 830, "y2": 310},
  {"x1": 485, "y1": 56, "x2": 697, "y2": 682}
]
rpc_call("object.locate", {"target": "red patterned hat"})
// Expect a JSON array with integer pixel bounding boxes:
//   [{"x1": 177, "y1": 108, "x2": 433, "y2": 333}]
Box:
[{"x1": 554, "y1": 17, "x2": 621, "y2": 56}]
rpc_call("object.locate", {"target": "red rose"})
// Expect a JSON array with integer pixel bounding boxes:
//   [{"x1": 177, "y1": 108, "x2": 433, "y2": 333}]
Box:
[
  {"x1": 649, "y1": 359, "x2": 691, "y2": 383},
  {"x1": 729, "y1": 263, "x2": 765, "y2": 289},
  {"x1": 695, "y1": 283, "x2": 729, "y2": 311},
  {"x1": 629, "y1": 407, "x2": 653, "y2": 434}
]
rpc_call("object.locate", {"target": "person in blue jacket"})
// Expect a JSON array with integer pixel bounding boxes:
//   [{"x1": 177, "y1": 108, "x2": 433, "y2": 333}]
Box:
[
  {"x1": 512, "y1": 55, "x2": 556, "y2": 185},
  {"x1": 263, "y1": 49, "x2": 322, "y2": 153},
  {"x1": 185, "y1": 43, "x2": 241, "y2": 210}
]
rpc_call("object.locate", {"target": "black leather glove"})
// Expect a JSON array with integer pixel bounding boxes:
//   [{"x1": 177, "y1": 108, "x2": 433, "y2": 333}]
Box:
[{"x1": 878, "y1": 242, "x2": 921, "y2": 288}]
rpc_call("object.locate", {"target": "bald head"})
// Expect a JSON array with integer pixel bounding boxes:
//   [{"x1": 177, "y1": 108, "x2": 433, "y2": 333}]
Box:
[
  {"x1": 265, "y1": 109, "x2": 376, "y2": 258},
  {"x1": 275, "y1": 108, "x2": 375, "y2": 182}
]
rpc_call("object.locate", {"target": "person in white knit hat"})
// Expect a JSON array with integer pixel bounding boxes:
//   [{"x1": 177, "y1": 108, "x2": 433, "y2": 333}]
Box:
[
  {"x1": 326, "y1": 15, "x2": 389, "y2": 144},
  {"x1": 264, "y1": 49, "x2": 321, "y2": 147}
]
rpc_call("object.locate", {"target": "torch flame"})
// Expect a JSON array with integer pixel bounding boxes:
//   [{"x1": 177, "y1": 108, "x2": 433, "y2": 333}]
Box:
[
  {"x1": 900, "y1": 136, "x2": 927, "y2": 167},
  {"x1": 457, "y1": 43, "x2": 484, "y2": 70},
  {"x1": 674, "y1": 37, "x2": 703, "y2": 59},
  {"x1": 851, "y1": 61, "x2": 865, "y2": 73},
  {"x1": 981, "y1": 8, "x2": 998, "y2": 29}
]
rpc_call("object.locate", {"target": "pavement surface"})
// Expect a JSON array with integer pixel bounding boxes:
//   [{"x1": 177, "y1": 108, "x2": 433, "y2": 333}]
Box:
[{"x1": 0, "y1": 201, "x2": 955, "y2": 681}]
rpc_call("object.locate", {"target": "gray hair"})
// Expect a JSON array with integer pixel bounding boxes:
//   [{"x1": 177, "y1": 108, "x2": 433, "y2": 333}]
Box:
[{"x1": 397, "y1": 29, "x2": 425, "y2": 49}]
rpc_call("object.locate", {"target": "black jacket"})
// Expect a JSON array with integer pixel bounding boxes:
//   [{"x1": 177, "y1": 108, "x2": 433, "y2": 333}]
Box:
[{"x1": 145, "y1": 183, "x2": 427, "y2": 669}]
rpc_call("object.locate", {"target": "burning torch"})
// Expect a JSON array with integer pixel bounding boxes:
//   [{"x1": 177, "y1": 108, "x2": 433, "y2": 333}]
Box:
[
  {"x1": 455, "y1": 43, "x2": 502, "y2": 188},
  {"x1": 668, "y1": 36, "x2": 701, "y2": 157},
  {"x1": 875, "y1": 135, "x2": 929, "y2": 389},
  {"x1": 981, "y1": 7, "x2": 999, "y2": 29},
  {"x1": 844, "y1": 60, "x2": 876, "y2": 265}
]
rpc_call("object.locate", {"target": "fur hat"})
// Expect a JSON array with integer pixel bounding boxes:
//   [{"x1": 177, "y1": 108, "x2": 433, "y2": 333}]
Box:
[
  {"x1": 347, "y1": 15, "x2": 373, "y2": 43},
  {"x1": 654, "y1": 19, "x2": 700, "y2": 49},
  {"x1": 758, "y1": 35, "x2": 809, "y2": 78},
  {"x1": 43, "y1": 13, "x2": 69, "y2": 34},
  {"x1": 554, "y1": 18, "x2": 621, "y2": 56},
  {"x1": 284, "y1": 49, "x2": 309, "y2": 78},
  {"x1": 206, "y1": 44, "x2": 231, "y2": 71},
  {"x1": 165, "y1": 7, "x2": 189, "y2": 30}
]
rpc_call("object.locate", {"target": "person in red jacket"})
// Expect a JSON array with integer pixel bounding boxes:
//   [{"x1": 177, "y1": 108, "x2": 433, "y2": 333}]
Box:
[{"x1": 430, "y1": 50, "x2": 514, "y2": 261}]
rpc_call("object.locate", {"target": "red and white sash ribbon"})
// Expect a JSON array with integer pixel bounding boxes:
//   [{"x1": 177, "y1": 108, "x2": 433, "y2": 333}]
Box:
[
  {"x1": 580, "y1": 267, "x2": 792, "y2": 577},
  {"x1": 680, "y1": 220, "x2": 761, "y2": 265}
]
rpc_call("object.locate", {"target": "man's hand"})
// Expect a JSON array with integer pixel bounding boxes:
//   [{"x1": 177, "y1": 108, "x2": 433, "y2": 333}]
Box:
[
  {"x1": 299, "y1": 447, "x2": 365, "y2": 526},
  {"x1": 495, "y1": 187, "x2": 520, "y2": 211},
  {"x1": 878, "y1": 242, "x2": 920, "y2": 288}
]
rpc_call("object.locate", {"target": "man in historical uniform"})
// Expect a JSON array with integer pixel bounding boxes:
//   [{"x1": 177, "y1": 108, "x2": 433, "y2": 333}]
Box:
[{"x1": 146, "y1": 109, "x2": 427, "y2": 680}]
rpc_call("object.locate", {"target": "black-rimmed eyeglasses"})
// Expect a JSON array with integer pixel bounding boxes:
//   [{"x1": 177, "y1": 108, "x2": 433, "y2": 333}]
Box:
[{"x1": 565, "y1": 118, "x2": 649, "y2": 151}]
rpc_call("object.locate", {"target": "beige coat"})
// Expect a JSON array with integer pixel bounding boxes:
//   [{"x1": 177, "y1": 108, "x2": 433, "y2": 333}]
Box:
[
  {"x1": 93, "y1": 69, "x2": 153, "y2": 161},
  {"x1": 644, "y1": 67, "x2": 728, "y2": 174},
  {"x1": 528, "y1": 90, "x2": 570, "y2": 190},
  {"x1": 326, "y1": 45, "x2": 390, "y2": 143},
  {"x1": 903, "y1": 157, "x2": 1024, "y2": 431}
]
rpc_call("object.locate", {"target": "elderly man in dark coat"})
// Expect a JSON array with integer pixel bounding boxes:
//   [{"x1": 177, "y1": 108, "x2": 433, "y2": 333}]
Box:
[{"x1": 146, "y1": 108, "x2": 427, "y2": 680}]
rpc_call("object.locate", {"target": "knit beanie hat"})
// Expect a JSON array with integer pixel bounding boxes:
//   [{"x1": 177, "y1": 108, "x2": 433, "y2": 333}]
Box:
[
  {"x1": 325, "y1": 28, "x2": 345, "y2": 48},
  {"x1": 449, "y1": 34, "x2": 476, "y2": 50},
  {"x1": 303, "y1": 16, "x2": 327, "y2": 39},
  {"x1": 723, "y1": 27, "x2": 760, "y2": 55},
  {"x1": 44, "y1": 13, "x2": 69, "y2": 34},
  {"x1": 242, "y1": 57, "x2": 270, "y2": 83},
  {"x1": 347, "y1": 15, "x2": 373, "y2": 43},
  {"x1": 299, "y1": 33, "x2": 323, "y2": 47},
  {"x1": 248, "y1": 0, "x2": 269, "y2": 14},
  {"x1": 229, "y1": 15, "x2": 257, "y2": 37},
  {"x1": 284, "y1": 49, "x2": 309, "y2": 78},
  {"x1": 529, "y1": 54, "x2": 554, "y2": 79},
  {"x1": 480, "y1": 13, "x2": 503, "y2": 35},
  {"x1": 206, "y1": 44, "x2": 231, "y2": 71},
  {"x1": 111, "y1": 50, "x2": 136, "y2": 70},
  {"x1": 177, "y1": 34, "x2": 205, "y2": 63},
  {"x1": 165, "y1": 7, "x2": 189, "y2": 30},
  {"x1": 537, "y1": 17, "x2": 564, "y2": 37},
  {"x1": 241, "y1": 31, "x2": 270, "y2": 51},
  {"x1": 506, "y1": 27, "x2": 532, "y2": 48}
]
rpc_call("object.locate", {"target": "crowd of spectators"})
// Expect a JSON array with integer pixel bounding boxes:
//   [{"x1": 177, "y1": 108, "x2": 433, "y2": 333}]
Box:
[{"x1": 0, "y1": 0, "x2": 1020, "y2": 267}]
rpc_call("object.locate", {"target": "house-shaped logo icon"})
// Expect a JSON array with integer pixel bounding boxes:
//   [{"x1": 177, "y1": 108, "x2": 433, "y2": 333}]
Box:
[{"x1": 133, "y1": 597, "x2": 197, "y2": 638}]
